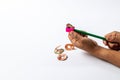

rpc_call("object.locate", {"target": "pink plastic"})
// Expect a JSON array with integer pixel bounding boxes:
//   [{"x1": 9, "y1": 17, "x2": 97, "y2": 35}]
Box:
[{"x1": 66, "y1": 27, "x2": 74, "y2": 32}]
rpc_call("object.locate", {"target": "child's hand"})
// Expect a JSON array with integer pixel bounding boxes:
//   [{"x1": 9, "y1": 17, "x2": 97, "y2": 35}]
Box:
[
  {"x1": 103, "y1": 31, "x2": 120, "y2": 50},
  {"x1": 68, "y1": 31, "x2": 99, "y2": 53}
]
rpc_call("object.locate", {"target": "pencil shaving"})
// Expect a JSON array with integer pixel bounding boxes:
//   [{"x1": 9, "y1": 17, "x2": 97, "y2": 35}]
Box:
[
  {"x1": 65, "y1": 44, "x2": 75, "y2": 50},
  {"x1": 54, "y1": 45, "x2": 64, "y2": 54},
  {"x1": 57, "y1": 54, "x2": 68, "y2": 61}
]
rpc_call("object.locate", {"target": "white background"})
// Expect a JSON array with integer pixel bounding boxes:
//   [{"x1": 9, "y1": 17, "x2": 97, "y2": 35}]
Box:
[{"x1": 0, "y1": 0, "x2": 120, "y2": 80}]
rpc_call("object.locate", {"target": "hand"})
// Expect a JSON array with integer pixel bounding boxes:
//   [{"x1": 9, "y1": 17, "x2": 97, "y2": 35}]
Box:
[
  {"x1": 103, "y1": 31, "x2": 120, "y2": 50},
  {"x1": 68, "y1": 31, "x2": 99, "y2": 53}
]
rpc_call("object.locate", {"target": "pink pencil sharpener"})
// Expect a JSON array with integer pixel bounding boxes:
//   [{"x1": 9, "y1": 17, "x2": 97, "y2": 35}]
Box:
[{"x1": 66, "y1": 24, "x2": 75, "y2": 32}]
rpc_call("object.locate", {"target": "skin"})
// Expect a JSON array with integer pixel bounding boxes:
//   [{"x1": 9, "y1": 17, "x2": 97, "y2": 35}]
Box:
[{"x1": 68, "y1": 31, "x2": 120, "y2": 67}]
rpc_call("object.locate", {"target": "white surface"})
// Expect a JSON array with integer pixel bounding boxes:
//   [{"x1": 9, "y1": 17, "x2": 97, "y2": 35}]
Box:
[{"x1": 0, "y1": 0, "x2": 120, "y2": 80}]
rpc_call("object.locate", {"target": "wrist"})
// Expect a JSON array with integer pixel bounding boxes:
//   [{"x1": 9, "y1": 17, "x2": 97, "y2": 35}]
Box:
[
  {"x1": 88, "y1": 46, "x2": 103, "y2": 55},
  {"x1": 89, "y1": 46, "x2": 110, "y2": 59}
]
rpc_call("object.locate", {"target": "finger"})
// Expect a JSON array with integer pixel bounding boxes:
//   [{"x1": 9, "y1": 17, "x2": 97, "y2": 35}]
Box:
[
  {"x1": 74, "y1": 40, "x2": 83, "y2": 48},
  {"x1": 69, "y1": 31, "x2": 87, "y2": 38},
  {"x1": 68, "y1": 34, "x2": 73, "y2": 43},
  {"x1": 68, "y1": 35, "x2": 79, "y2": 47},
  {"x1": 105, "y1": 33, "x2": 112, "y2": 41},
  {"x1": 68, "y1": 33, "x2": 78, "y2": 44},
  {"x1": 103, "y1": 40, "x2": 108, "y2": 46},
  {"x1": 105, "y1": 31, "x2": 117, "y2": 42},
  {"x1": 109, "y1": 31, "x2": 117, "y2": 41},
  {"x1": 68, "y1": 32, "x2": 83, "y2": 48},
  {"x1": 69, "y1": 31, "x2": 83, "y2": 41},
  {"x1": 107, "y1": 42, "x2": 120, "y2": 50},
  {"x1": 108, "y1": 42, "x2": 116, "y2": 48},
  {"x1": 69, "y1": 35, "x2": 80, "y2": 45},
  {"x1": 108, "y1": 42, "x2": 119, "y2": 47},
  {"x1": 69, "y1": 31, "x2": 74, "y2": 37},
  {"x1": 68, "y1": 31, "x2": 76, "y2": 39}
]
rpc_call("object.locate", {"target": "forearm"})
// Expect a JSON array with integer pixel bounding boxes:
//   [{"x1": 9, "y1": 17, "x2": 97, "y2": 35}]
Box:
[{"x1": 90, "y1": 46, "x2": 120, "y2": 67}]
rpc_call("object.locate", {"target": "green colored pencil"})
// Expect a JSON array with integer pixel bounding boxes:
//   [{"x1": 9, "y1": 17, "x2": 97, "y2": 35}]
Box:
[
  {"x1": 74, "y1": 29, "x2": 106, "y2": 40},
  {"x1": 66, "y1": 24, "x2": 106, "y2": 40}
]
